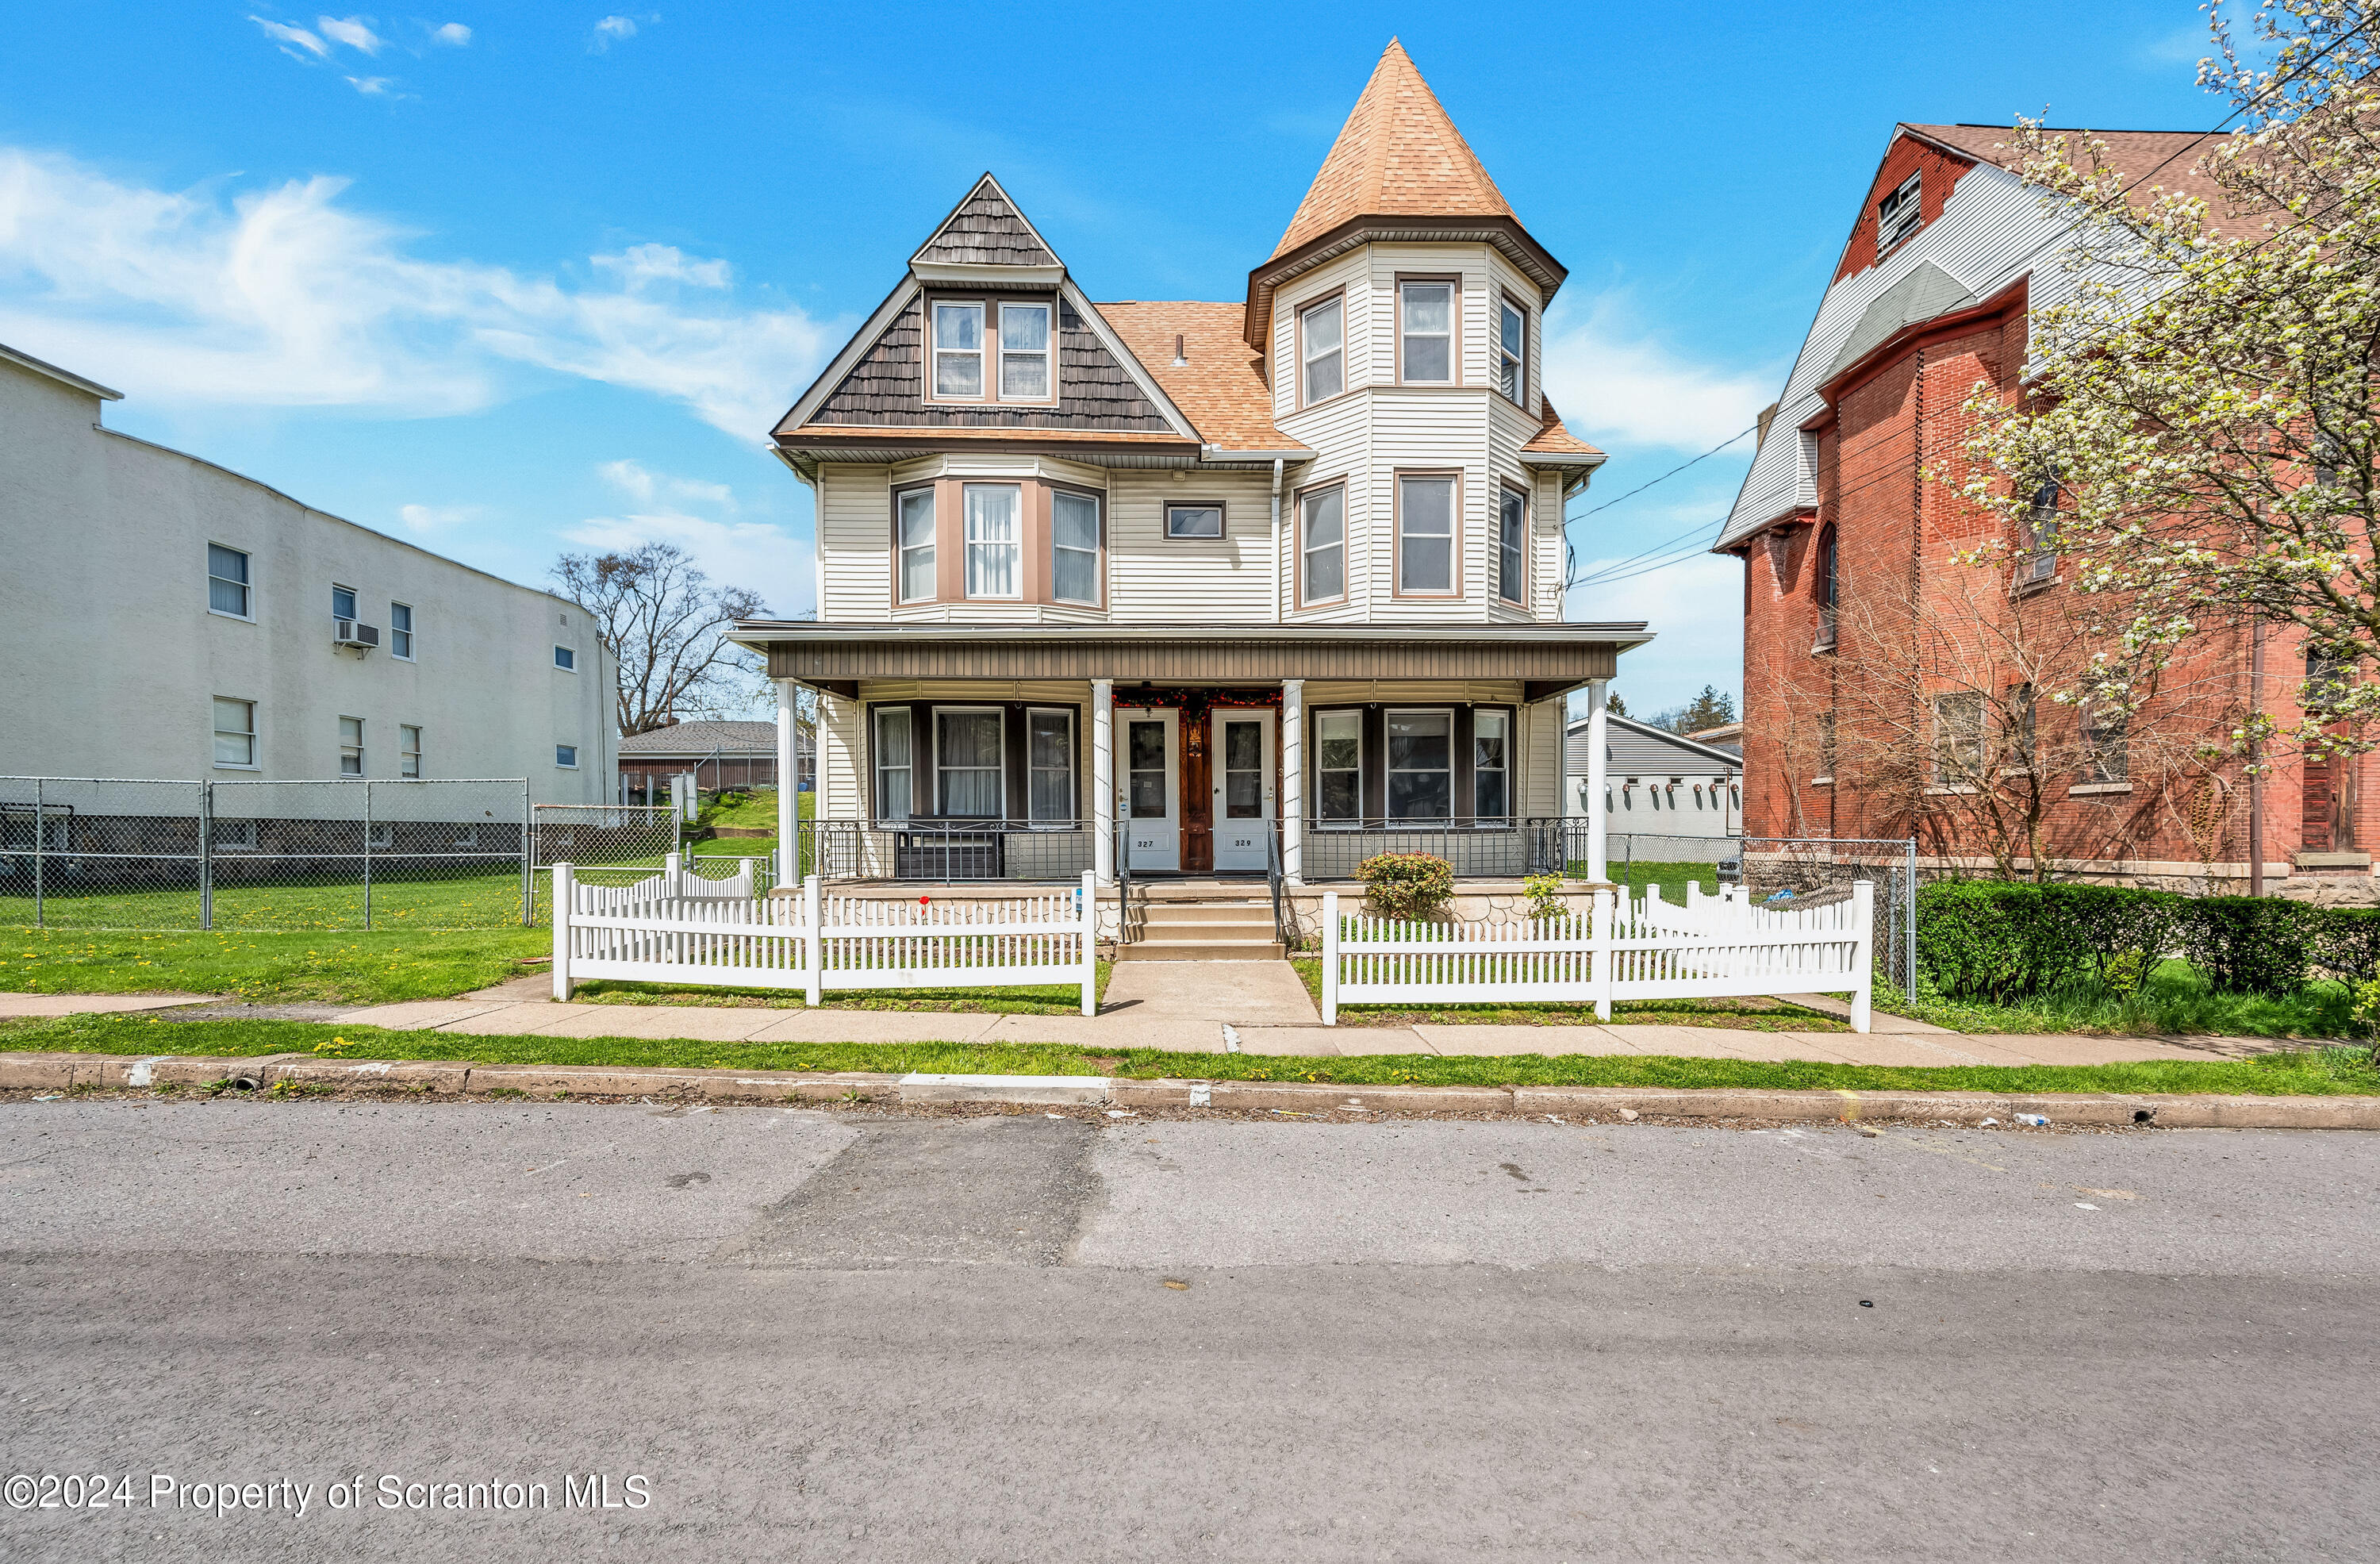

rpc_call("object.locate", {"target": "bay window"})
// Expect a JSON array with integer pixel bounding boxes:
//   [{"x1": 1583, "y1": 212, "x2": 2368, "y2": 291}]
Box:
[
  {"x1": 1299, "y1": 294, "x2": 1344, "y2": 404},
  {"x1": 1299, "y1": 485, "x2": 1345, "y2": 605},
  {"x1": 1497, "y1": 487, "x2": 1526, "y2": 606},
  {"x1": 1399, "y1": 279, "x2": 1453, "y2": 383},
  {"x1": 897, "y1": 487, "x2": 936, "y2": 603},
  {"x1": 1396, "y1": 474, "x2": 1457, "y2": 595},
  {"x1": 1051, "y1": 490, "x2": 1100, "y2": 605},
  {"x1": 963, "y1": 484, "x2": 1020, "y2": 598}
]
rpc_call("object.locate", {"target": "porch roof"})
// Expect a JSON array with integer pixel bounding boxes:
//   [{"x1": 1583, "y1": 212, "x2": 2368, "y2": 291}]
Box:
[{"x1": 730, "y1": 619, "x2": 1651, "y2": 703}]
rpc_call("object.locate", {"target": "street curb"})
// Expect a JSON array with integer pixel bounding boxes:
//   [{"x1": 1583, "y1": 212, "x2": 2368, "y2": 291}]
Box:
[{"x1": 6, "y1": 1051, "x2": 2380, "y2": 1128}]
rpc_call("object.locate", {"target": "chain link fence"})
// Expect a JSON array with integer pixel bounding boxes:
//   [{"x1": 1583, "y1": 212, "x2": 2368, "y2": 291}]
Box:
[
  {"x1": 530, "y1": 805, "x2": 691, "y2": 913},
  {"x1": 2, "y1": 776, "x2": 533, "y2": 931}
]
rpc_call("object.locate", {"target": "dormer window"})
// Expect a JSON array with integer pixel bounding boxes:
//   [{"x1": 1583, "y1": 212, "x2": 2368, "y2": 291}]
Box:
[
  {"x1": 999, "y1": 302, "x2": 1052, "y2": 399},
  {"x1": 1877, "y1": 172, "x2": 1922, "y2": 254},
  {"x1": 1299, "y1": 294, "x2": 1344, "y2": 405},
  {"x1": 932, "y1": 302, "x2": 983, "y2": 398}
]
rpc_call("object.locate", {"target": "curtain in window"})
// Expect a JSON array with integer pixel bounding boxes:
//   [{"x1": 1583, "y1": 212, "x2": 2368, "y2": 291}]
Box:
[
  {"x1": 1028, "y1": 710, "x2": 1073, "y2": 822},
  {"x1": 1000, "y1": 304, "x2": 1050, "y2": 399},
  {"x1": 965, "y1": 486, "x2": 1019, "y2": 598},
  {"x1": 938, "y1": 710, "x2": 1004, "y2": 817},
  {"x1": 875, "y1": 709, "x2": 912, "y2": 820},
  {"x1": 898, "y1": 489, "x2": 937, "y2": 602}
]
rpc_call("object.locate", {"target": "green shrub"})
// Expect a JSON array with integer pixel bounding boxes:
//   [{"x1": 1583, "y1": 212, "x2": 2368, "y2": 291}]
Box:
[
  {"x1": 1357, "y1": 853, "x2": 1454, "y2": 923},
  {"x1": 1914, "y1": 882, "x2": 2174, "y2": 1001},
  {"x1": 1522, "y1": 873, "x2": 1568, "y2": 923},
  {"x1": 2178, "y1": 897, "x2": 2312, "y2": 995},
  {"x1": 2309, "y1": 906, "x2": 2380, "y2": 985}
]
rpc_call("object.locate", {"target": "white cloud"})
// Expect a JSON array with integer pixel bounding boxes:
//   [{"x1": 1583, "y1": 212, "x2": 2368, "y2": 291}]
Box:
[
  {"x1": 249, "y1": 16, "x2": 330, "y2": 59},
  {"x1": 597, "y1": 458, "x2": 735, "y2": 511},
  {"x1": 0, "y1": 147, "x2": 836, "y2": 440},
  {"x1": 345, "y1": 75, "x2": 395, "y2": 95},
  {"x1": 590, "y1": 15, "x2": 639, "y2": 50},
  {"x1": 593, "y1": 243, "x2": 729, "y2": 290},
  {"x1": 397, "y1": 501, "x2": 481, "y2": 533},
  {"x1": 568, "y1": 464, "x2": 803, "y2": 617},
  {"x1": 430, "y1": 21, "x2": 471, "y2": 44},
  {"x1": 1541, "y1": 293, "x2": 1782, "y2": 454},
  {"x1": 317, "y1": 14, "x2": 385, "y2": 53}
]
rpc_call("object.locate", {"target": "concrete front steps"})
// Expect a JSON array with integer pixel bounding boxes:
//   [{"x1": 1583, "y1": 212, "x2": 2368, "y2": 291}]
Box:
[{"x1": 1119, "y1": 893, "x2": 1284, "y2": 960}]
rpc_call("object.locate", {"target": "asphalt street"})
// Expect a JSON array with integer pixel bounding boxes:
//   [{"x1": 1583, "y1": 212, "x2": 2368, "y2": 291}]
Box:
[{"x1": 2, "y1": 1098, "x2": 2375, "y2": 1561}]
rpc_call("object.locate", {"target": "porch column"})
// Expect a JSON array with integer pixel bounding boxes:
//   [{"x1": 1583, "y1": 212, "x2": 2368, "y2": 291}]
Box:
[
  {"x1": 1583, "y1": 678, "x2": 1610, "y2": 882},
  {"x1": 1281, "y1": 678, "x2": 1304, "y2": 884},
  {"x1": 1092, "y1": 678, "x2": 1115, "y2": 883},
  {"x1": 774, "y1": 678, "x2": 800, "y2": 883}
]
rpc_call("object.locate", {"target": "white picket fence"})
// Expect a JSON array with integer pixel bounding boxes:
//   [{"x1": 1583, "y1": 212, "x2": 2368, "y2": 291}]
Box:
[
  {"x1": 1322, "y1": 880, "x2": 1873, "y2": 1029},
  {"x1": 550, "y1": 864, "x2": 1096, "y2": 1014}
]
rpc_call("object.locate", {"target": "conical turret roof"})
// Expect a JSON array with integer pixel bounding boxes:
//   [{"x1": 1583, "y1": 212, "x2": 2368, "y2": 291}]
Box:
[{"x1": 1271, "y1": 39, "x2": 1518, "y2": 260}]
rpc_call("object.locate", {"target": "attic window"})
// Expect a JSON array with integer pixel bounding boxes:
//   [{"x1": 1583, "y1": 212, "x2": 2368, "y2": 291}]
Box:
[
  {"x1": 999, "y1": 302, "x2": 1052, "y2": 399},
  {"x1": 1877, "y1": 172, "x2": 1923, "y2": 254},
  {"x1": 933, "y1": 302, "x2": 984, "y2": 398}
]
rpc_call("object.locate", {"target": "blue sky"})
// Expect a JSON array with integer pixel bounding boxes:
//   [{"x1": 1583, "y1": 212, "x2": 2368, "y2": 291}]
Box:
[{"x1": 1, "y1": 2, "x2": 2230, "y2": 717}]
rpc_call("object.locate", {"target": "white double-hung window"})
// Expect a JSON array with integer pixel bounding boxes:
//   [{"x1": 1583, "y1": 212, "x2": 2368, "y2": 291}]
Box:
[
  {"x1": 1051, "y1": 490, "x2": 1100, "y2": 605},
  {"x1": 390, "y1": 601, "x2": 414, "y2": 659},
  {"x1": 1397, "y1": 475, "x2": 1457, "y2": 595},
  {"x1": 339, "y1": 716, "x2": 364, "y2": 776},
  {"x1": 963, "y1": 484, "x2": 1021, "y2": 598},
  {"x1": 208, "y1": 544, "x2": 251, "y2": 617},
  {"x1": 896, "y1": 487, "x2": 937, "y2": 603},
  {"x1": 1399, "y1": 280, "x2": 1453, "y2": 383},
  {"x1": 400, "y1": 724, "x2": 422, "y2": 778},
  {"x1": 1473, "y1": 711, "x2": 1510, "y2": 820},
  {"x1": 1496, "y1": 487, "x2": 1527, "y2": 606},
  {"x1": 1497, "y1": 296, "x2": 1527, "y2": 402},
  {"x1": 1299, "y1": 295, "x2": 1343, "y2": 404},
  {"x1": 1299, "y1": 486, "x2": 1345, "y2": 605},
  {"x1": 933, "y1": 301, "x2": 985, "y2": 398},
  {"x1": 1314, "y1": 709, "x2": 1361, "y2": 823},
  {"x1": 213, "y1": 697, "x2": 256, "y2": 768},
  {"x1": 999, "y1": 302, "x2": 1052, "y2": 399}
]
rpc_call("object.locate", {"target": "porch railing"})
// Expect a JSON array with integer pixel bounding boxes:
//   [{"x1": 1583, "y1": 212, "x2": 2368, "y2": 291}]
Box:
[
  {"x1": 1296, "y1": 817, "x2": 1585, "y2": 882},
  {"x1": 797, "y1": 818, "x2": 1096, "y2": 884}
]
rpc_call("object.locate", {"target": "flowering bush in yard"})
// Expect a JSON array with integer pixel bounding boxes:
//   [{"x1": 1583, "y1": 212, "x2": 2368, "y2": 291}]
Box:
[{"x1": 1357, "y1": 854, "x2": 1454, "y2": 922}]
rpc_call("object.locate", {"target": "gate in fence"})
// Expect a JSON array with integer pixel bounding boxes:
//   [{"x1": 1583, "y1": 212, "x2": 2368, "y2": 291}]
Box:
[{"x1": 1, "y1": 775, "x2": 533, "y2": 932}]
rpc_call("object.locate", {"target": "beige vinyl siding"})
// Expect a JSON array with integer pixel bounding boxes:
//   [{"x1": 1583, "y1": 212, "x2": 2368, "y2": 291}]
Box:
[
  {"x1": 818, "y1": 463, "x2": 893, "y2": 621},
  {"x1": 1273, "y1": 250, "x2": 1372, "y2": 421},
  {"x1": 1107, "y1": 470, "x2": 1276, "y2": 622},
  {"x1": 858, "y1": 678, "x2": 1091, "y2": 704},
  {"x1": 1519, "y1": 696, "x2": 1564, "y2": 817},
  {"x1": 1361, "y1": 387, "x2": 1486, "y2": 621},
  {"x1": 1483, "y1": 249, "x2": 1546, "y2": 416},
  {"x1": 1535, "y1": 468, "x2": 1567, "y2": 621},
  {"x1": 819, "y1": 691, "x2": 866, "y2": 820}
]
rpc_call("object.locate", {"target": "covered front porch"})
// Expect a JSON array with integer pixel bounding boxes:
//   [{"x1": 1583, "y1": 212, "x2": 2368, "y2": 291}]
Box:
[{"x1": 731, "y1": 621, "x2": 1649, "y2": 890}]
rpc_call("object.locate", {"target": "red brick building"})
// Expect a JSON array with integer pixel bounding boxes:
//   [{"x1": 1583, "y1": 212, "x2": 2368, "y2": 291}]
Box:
[{"x1": 1720, "y1": 124, "x2": 2372, "y2": 898}]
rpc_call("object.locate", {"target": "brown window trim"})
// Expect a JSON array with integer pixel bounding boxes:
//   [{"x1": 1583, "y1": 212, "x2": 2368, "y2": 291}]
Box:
[
  {"x1": 923, "y1": 294, "x2": 1061, "y2": 409},
  {"x1": 1162, "y1": 500, "x2": 1228, "y2": 541},
  {"x1": 1391, "y1": 467, "x2": 1464, "y2": 601},
  {"x1": 1494, "y1": 481, "x2": 1530, "y2": 609},
  {"x1": 1495, "y1": 289, "x2": 1530, "y2": 410},
  {"x1": 890, "y1": 481, "x2": 938, "y2": 610},
  {"x1": 1293, "y1": 286, "x2": 1351, "y2": 412},
  {"x1": 1292, "y1": 478, "x2": 1350, "y2": 611},
  {"x1": 1394, "y1": 273, "x2": 1461, "y2": 387}
]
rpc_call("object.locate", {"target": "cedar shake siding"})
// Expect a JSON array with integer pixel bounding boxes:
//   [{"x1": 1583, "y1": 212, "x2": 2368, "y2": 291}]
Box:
[
  {"x1": 808, "y1": 296, "x2": 1174, "y2": 432},
  {"x1": 913, "y1": 180, "x2": 1059, "y2": 267}
]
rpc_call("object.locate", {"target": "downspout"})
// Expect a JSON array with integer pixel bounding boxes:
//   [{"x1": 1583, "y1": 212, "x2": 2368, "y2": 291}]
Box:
[{"x1": 1270, "y1": 458, "x2": 1285, "y2": 623}]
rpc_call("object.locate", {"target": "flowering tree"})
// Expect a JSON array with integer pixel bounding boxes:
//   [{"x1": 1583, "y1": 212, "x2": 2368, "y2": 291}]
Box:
[{"x1": 1960, "y1": 0, "x2": 2380, "y2": 757}]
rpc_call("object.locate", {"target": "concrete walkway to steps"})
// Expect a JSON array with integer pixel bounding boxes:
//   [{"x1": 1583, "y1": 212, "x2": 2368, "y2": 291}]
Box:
[{"x1": 0, "y1": 961, "x2": 2294, "y2": 1067}]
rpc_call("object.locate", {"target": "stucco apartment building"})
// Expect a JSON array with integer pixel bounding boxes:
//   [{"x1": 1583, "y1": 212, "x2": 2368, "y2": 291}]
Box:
[
  {"x1": 733, "y1": 40, "x2": 1645, "y2": 896},
  {"x1": 1719, "y1": 123, "x2": 2369, "y2": 897},
  {"x1": 0, "y1": 343, "x2": 618, "y2": 801}
]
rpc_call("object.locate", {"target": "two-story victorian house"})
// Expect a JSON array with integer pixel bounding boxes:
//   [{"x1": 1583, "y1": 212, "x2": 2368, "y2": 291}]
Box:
[{"x1": 734, "y1": 42, "x2": 1648, "y2": 910}]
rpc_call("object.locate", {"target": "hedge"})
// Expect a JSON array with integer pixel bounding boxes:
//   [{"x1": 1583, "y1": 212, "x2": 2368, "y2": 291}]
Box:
[{"x1": 1916, "y1": 881, "x2": 2380, "y2": 1001}]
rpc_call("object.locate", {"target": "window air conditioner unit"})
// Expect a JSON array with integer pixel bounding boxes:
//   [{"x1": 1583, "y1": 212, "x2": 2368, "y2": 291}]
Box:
[{"x1": 334, "y1": 619, "x2": 380, "y2": 650}]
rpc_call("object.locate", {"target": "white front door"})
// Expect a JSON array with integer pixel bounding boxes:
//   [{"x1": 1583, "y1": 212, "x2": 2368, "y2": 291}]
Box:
[
  {"x1": 1120, "y1": 709, "x2": 1180, "y2": 871},
  {"x1": 1210, "y1": 710, "x2": 1276, "y2": 871}
]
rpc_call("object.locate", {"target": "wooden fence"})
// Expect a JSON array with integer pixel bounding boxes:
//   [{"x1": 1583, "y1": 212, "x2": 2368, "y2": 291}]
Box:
[
  {"x1": 1322, "y1": 880, "x2": 1872, "y2": 1029},
  {"x1": 551, "y1": 865, "x2": 1096, "y2": 1014}
]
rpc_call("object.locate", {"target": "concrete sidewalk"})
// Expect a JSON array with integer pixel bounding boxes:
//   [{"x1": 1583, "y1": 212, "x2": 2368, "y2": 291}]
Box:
[{"x1": 2, "y1": 973, "x2": 2306, "y2": 1066}]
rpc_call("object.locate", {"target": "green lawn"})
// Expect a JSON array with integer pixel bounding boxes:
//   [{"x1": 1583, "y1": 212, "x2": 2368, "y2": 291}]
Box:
[
  {"x1": 0, "y1": 867, "x2": 535, "y2": 933},
  {"x1": 1287, "y1": 957, "x2": 1848, "y2": 1030},
  {"x1": 0, "y1": 925, "x2": 547, "y2": 1005},
  {"x1": 1887, "y1": 959, "x2": 2359, "y2": 1039},
  {"x1": 9, "y1": 1013, "x2": 2378, "y2": 1097},
  {"x1": 1609, "y1": 858, "x2": 1724, "y2": 900},
  {"x1": 570, "y1": 959, "x2": 1111, "y2": 1016}
]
